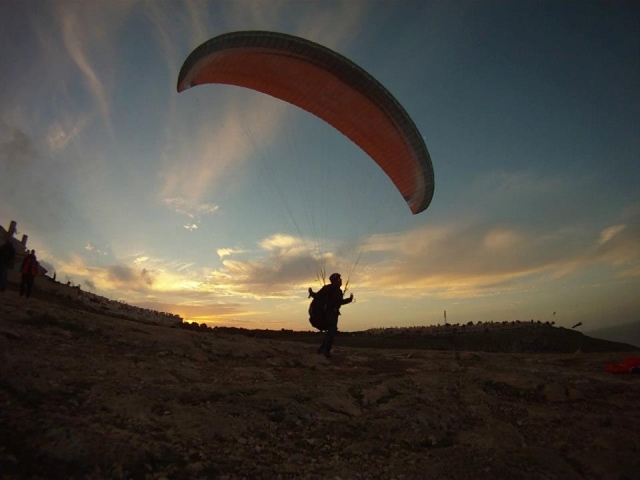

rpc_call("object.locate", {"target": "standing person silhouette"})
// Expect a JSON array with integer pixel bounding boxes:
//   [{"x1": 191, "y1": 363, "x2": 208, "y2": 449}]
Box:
[
  {"x1": 0, "y1": 239, "x2": 15, "y2": 292},
  {"x1": 308, "y1": 273, "x2": 353, "y2": 358},
  {"x1": 20, "y1": 250, "x2": 38, "y2": 298}
]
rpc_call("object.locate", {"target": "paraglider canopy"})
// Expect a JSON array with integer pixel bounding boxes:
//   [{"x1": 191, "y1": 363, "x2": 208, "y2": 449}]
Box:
[{"x1": 177, "y1": 30, "x2": 434, "y2": 214}]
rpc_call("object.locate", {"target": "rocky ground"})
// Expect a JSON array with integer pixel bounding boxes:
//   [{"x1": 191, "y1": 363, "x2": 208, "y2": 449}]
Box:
[{"x1": 1, "y1": 292, "x2": 639, "y2": 479}]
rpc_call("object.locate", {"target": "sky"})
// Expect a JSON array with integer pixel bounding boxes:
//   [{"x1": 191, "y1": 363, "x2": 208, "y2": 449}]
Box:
[{"x1": 1, "y1": 0, "x2": 638, "y2": 334}]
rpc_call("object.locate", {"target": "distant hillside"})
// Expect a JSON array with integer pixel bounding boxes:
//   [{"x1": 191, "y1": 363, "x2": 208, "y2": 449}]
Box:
[
  {"x1": 586, "y1": 321, "x2": 640, "y2": 349},
  {"x1": 194, "y1": 324, "x2": 639, "y2": 353}
]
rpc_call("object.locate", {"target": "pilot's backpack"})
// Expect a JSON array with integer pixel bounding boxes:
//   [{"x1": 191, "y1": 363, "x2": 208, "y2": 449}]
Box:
[{"x1": 309, "y1": 287, "x2": 330, "y2": 331}]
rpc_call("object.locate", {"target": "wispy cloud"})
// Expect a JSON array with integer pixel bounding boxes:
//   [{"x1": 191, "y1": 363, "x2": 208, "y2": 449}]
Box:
[
  {"x1": 52, "y1": 253, "x2": 165, "y2": 297},
  {"x1": 58, "y1": 8, "x2": 114, "y2": 137},
  {"x1": 619, "y1": 265, "x2": 640, "y2": 278},
  {"x1": 161, "y1": 197, "x2": 219, "y2": 232},
  {"x1": 223, "y1": 0, "x2": 289, "y2": 30},
  {"x1": 599, "y1": 225, "x2": 626, "y2": 245},
  {"x1": 45, "y1": 203, "x2": 640, "y2": 328},
  {"x1": 161, "y1": 92, "x2": 287, "y2": 204},
  {"x1": 46, "y1": 115, "x2": 91, "y2": 151},
  {"x1": 294, "y1": 1, "x2": 367, "y2": 51},
  {"x1": 0, "y1": 123, "x2": 76, "y2": 231},
  {"x1": 259, "y1": 234, "x2": 314, "y2": 257},
  {"x1": 177, "y1": 262, "x2": 196, "y2": 272},
  {"x1": 183, "y1": 0, "x2": 210, "y2": 44},
  {"x1": 217, "y1": 248, "x2": 244, "y2": 259},
  {"x1": 197, "y1": 234, "x2": 349, "y2": 297},
  {"x1": 359, "y1": 213, "x2": 640, "y2": 297},
  {"x1": 592, "y1": 223, "x2": 640, "y2": 268},
  {"x1": 0, "y1": 123, "x2": 37, "y2": 170},
  {"x1": 144, "y1": 0, "x2": 193, "y2": 89},
  {"x1": 195, "y1": 206, "x2": 640, "y2": 302},
  {"x1": 45, "y1": 1, "x2": 136, "y2": 140},
  {"x1": 221, "y1": 0, "x2": 367, "y2": 47},
  {"x1": 212, "y1": 253, "x2": 318, "y2": 298},
  {"x1": 167, "y1": 299, "x2": 262, "y2": 328},
  {"x1": 163, "y1": 197, "x2": 219, "y2": 217}
]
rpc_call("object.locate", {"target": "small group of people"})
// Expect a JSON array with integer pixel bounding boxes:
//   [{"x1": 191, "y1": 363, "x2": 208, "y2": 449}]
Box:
[
  {"x1": 308, "y1": 272, "x2": 353, "y2": 358},
  {"x1": 0, "y1": 239, "x2": 39, "y2": 298}
]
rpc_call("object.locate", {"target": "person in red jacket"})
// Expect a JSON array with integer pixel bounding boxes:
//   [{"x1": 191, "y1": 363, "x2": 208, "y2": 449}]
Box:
[{"x1": 20, "y1": 250, "x2": 38, "y2": 298}]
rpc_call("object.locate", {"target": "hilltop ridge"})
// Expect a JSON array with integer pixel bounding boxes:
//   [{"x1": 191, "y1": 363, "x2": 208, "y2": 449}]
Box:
[{"x1": 187, "y1": 322, "x2": 638, "y2": 354}]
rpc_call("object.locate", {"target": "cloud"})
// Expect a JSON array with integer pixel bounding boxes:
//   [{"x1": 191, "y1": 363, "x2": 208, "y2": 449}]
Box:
[
  {"x1": 39, "y1": 260, "x2": 55, "y2": 275},
  {"x1": 259, "y1": 234, "x2": 313, "y2": 256},
  {"x1": 47, "y1": 208, "x2": 639, "y2": 327},
  {"x1": 162, "y1": 197, "x2": 219, "y2": 231},
  {"x1": 294, "y1": 1, "x2": 367, "y2": 51},
  {"x1": 358, "y1": 215, "x2": 640, "y2": 297},
  {"x1": 177, "y1": 262, "x2": 196, "y2": 272},
  {"x1": 592, "y1": 223, "x2": 640, "y2": 268},
  {"x1": 49, "y1": 250, "x2": 211, "y2": 304},
  {"x1": 599, "y1": 225, "x2": 626, "y2": 245},
  {"x1": 194, "y1": 217, "x2": 628, "y2": 301},
  {"x1": 216, "y1": 252, "x2": 317, "y2": 297},
  {"x1": 140, "y1": 268, "x2": 155, "y2": 286},
  {"x1": 160, "y1": 91, "x2": 287, "y2": 205},
  {"x1": 46, "y1": 116, "x2": 91, "y2": 151},
  {"x1": 53, "y1": 251, "x2": 160, "y2": 295},
  {"x1": 619, "y1": 265, "x2": 640, "y2": 278},
  {"x1": 79, "y1": 264, "x2": 157, "y2": 291},
  {"x1": 163, "y1": 197, "x2": 219, "y2": 217},
  {"x1": 199, "y1": 234, "x2": 344, "y2": 298},
  {"x1": 144, "y1": 0, "x2": 194, "y2": 83},
  {"x1": 0, "y1": 123, "x2": 76, "y2": 231},
  {"x1": 54, "y1": 2, "x2": 135, "y2": 138},
  {"x1": 193, "y1": 200, "x2": 635, "y2": 306},
  {"x1": 183, "y1": 0, "x2": 210, "y2": 44},
  {"x1": 59, "y1": 9, "x2": 114, "y2": 136},
  {"x1": 84, "y1": 242, "x2": 109, "y2": 257},
  {"x1": 0, "y1": 124, "x2": 37, "y2": 170},
  {"x1": 107, "y1": 265, "x2": 137, "y2": 283},
  {"x1": 158, "y1": 294, "x2": 277, "y2": 329},
  {"x1": 217, "y1": 248, "x2": 243, "y2": 259},
  {"x1": 221, "y1": 0, "x2": 367, "y2": 48},
  {"x1": 223, "y1": 0, "x2": 289, "y2": 30}
]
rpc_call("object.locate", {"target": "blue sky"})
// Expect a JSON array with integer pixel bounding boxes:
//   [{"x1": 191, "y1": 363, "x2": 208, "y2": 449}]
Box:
[{"x1": 1, "y1": 0, "x2": 638, "y2": 333}]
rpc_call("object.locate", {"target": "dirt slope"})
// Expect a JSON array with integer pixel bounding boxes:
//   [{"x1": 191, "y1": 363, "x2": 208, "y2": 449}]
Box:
[{"x1": 1, "y1": 293, "x2": 639, "y2": 479}]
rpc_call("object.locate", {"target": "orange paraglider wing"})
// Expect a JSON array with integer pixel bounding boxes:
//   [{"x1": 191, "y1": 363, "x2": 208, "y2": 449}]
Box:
[{"x1": 177, "y1": 30, "x2": 434, "y2": 214}]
